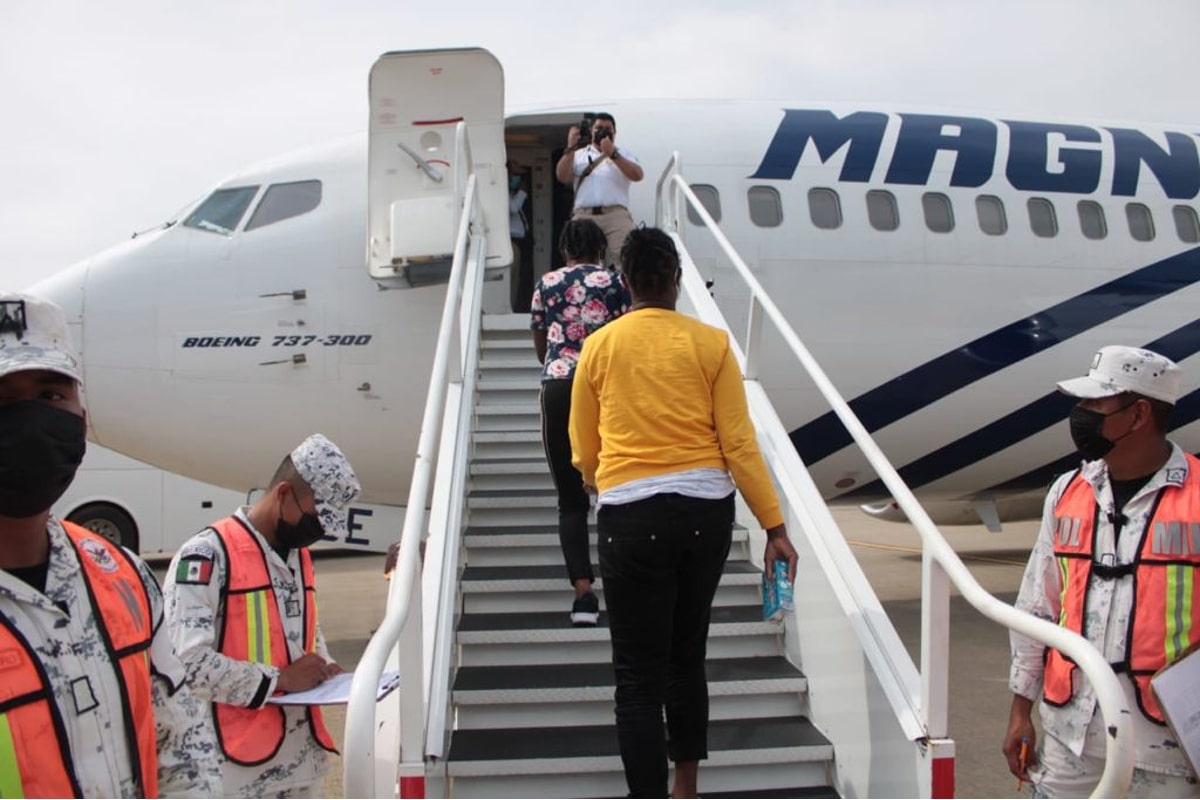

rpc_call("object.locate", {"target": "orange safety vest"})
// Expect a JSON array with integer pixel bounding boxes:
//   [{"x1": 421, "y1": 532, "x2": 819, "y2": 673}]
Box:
[
  {"x1": 0, "y1": 522, "x2": 157, "y2": 798},
  {"x1": 209, "y1": 517, "x2": 336, "y2": 766},
  {"x1": 1044, "y1": 456, "x2": 1200, "y2": 724}
]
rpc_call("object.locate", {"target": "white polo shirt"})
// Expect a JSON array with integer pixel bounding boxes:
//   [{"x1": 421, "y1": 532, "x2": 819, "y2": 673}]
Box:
[{"x1": 572, "y1": 145, "x2": 639, "y2": 209}]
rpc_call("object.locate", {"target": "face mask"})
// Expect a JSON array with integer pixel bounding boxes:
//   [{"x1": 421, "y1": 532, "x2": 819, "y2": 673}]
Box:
[
  {"x1": 0, "y1": 401, "x2": 87, "y2": 518},
  {"x1": 509, "y1": 176, "x2": 521, "y2": 192},
  {"x1": 1068, "y1": 401, "x2": 1136, "y2": 461},
  {"x1": 276, "y1": 491, "x2": 327, "y2": 549}
]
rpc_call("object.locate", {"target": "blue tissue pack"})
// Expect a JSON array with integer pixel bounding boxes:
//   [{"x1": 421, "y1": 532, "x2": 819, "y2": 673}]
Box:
[{"x1": 762, "y1": 559, "x2": 794, "y2": 620}]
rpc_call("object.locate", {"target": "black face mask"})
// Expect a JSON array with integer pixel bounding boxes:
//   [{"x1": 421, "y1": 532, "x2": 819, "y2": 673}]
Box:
[
  {"x1": 1069, "y1": 401, "x2": 1136, "y2": 461},
  {"x1": 0, "y1": 400, "x2": 87, "y2": 518},
  {"x1": 276, "y1": 491, "x2": 327, "y2": 550}
]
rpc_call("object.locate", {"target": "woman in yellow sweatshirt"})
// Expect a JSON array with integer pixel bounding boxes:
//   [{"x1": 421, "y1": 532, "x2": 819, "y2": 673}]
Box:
[{"x1": 569, "y1": 227, "x2": 797, "y2": 799}]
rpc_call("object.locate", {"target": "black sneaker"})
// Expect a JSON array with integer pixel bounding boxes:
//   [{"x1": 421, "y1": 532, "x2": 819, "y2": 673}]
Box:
[{"x1": 570, "y1": 591, "x2": 600, "y2": 627}]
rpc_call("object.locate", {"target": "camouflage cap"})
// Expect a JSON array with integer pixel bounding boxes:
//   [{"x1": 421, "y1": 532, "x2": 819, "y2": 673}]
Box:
[
  {"x1": 291, "y1": 433, "x2": 361, "y2": 539},
  {"x1": 0, "y1": 292, "x2": 82, "y2": 382}
]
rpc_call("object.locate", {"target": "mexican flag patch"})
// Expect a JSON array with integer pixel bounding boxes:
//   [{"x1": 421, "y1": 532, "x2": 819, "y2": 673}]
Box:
[{"x1": 176, "y1": 557, "x2": 214, "y2": 585}]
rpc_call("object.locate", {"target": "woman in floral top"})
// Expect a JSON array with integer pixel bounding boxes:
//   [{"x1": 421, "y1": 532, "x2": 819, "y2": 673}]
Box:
[{"x1": 530, "y1": 218, "x2": 631, "y2": 625}]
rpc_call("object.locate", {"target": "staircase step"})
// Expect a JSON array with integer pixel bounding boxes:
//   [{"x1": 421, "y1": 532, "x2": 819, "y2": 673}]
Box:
[
  {"x1": 470, "y1": 459, "x2": 549, "y2": 475},
  {"x1": 482, "y1": 314, "x2": 531, "y2": 332},
  {"x1": 461, "y1": 560, "x2": 760, "y2": 593},
  {"x1": 446, "y1": 715, "x2": 833, "y2": 777},
  {"x1": 457, "y1": 604, "x2": 775, "y2": 644},
  {"x1": 454, "y1": 656, "x2": 806, "y2": 705}
]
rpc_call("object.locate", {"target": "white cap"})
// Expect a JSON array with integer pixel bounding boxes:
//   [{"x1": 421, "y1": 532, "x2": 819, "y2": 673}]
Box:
[
  {"x1": 1056, "y1": 345, "x2": 1182, "y2": 405},
  {"x1": 290, "y1": 434, "x2": 361, "y2": 539},
  {"x1": 0, "y1": 292, "x2": 82, "y2": 382}
]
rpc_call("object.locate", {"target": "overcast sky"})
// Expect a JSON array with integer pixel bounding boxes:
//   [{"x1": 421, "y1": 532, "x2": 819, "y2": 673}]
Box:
[{"x1": 2, "y1": 0, "x2": 1196, "y2": 290}]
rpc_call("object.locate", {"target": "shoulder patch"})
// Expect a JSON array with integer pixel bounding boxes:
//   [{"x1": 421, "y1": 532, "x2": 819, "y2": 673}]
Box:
[
  {"x1": 178, "y1": 541, "x2": 215, "y2": 562},
  {"x1": 174, "y1": 557, "x2": 214, "y2": 586}
]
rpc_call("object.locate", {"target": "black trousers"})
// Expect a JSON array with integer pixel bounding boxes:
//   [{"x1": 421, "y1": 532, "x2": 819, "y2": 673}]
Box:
[
  {"x1": 597, "y1": 492, "x2": 734, "y2": 798},
  {"x1": 539, "y1": 378, "x2": 593, "y2": 584}
]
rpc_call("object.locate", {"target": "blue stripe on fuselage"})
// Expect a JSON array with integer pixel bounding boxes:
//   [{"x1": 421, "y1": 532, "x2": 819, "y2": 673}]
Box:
[
  {"x1": 840, "y1": 317, "x2": 1200, "y2": 499},
  {"x1": 985, "y1": 384, "x2": 1200, "y2": 495},
  {"x1": 789, "y1": 246, "x2": 1200, "y2": 466}
]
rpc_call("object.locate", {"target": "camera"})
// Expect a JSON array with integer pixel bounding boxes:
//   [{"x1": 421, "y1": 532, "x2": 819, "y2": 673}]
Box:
[
  {"x1": 592, "y1": 127, "x2": 612, "y2": 145},
  {"x1": 576, "y1": 114, "x2": 594, "y2": 149}
]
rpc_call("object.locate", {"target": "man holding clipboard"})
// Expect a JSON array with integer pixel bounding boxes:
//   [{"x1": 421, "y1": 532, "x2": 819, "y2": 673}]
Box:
[{"x1": 1003, "y1": 347, "x2": 1200, "y2": 797}]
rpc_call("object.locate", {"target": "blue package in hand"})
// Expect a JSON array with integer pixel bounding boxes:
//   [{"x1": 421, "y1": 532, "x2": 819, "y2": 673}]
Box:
[{"x1": 762, "y1": 559, "x2": 795, "y2": 620}]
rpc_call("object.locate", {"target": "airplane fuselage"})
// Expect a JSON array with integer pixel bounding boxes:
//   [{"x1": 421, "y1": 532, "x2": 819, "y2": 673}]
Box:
[{"x1": 33, "y1": 100, "x2": 1200, "y2": 515}]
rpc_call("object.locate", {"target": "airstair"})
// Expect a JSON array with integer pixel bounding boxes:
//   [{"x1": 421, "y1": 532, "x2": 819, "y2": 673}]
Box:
[{"x1": 344, "y1": 48, "x2": 1138, "y2": 799}]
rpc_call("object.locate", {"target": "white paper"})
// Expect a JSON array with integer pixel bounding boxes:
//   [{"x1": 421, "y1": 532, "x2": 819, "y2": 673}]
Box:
[
  {"x1": 267, "y1": 669, "x2": 400, "y2": 706},
  {"x1": 1150, "y1": 648, "x2": 1200, "y2": 774}
]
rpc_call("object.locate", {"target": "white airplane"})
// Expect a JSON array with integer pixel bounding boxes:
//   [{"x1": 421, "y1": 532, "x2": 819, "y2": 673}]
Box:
[{"x1": 31, "y1": 49, "x2": 1200, "y2": 529}]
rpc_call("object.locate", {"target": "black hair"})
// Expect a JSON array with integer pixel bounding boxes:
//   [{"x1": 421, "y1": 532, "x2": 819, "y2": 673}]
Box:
[
  {"x1": 595, "y1": 112, "x2": 616, "y2": 130},
  {"x1": 620, "y1": 227, "x2": 680, "y2": 296},
  {"x1": 559, "y1": 218, "x2": 607, "y2": 265}
]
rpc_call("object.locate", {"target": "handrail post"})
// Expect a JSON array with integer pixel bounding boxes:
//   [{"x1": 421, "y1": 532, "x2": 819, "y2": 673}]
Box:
[
  {"x1": 920, "y1": 549, "x2": 950, "y2": 738},
  {"x1": 745, "y1": 297, "x2": 764, "y2": 381}
]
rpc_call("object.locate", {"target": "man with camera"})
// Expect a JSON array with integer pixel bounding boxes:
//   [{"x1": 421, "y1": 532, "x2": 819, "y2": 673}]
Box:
[{"x1": 556, "y1": 112, "x2": 644, "y2": 267}]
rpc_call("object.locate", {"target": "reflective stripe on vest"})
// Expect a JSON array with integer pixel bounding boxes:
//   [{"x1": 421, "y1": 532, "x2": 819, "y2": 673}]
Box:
[
  {"x1": 1043, "y1": 456, "x2": 1200, "y2": 724},
  {"x1": 0, "y1": 523, "x2": 156, "y2": 798},
  {"x1": 210, "y1": 517, "x2": 336, "y2": 767}
]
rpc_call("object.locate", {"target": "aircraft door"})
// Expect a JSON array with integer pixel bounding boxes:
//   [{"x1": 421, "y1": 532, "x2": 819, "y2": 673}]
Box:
[{"x1": 367, "y1": 48, "x2": 509, "y2": 283}]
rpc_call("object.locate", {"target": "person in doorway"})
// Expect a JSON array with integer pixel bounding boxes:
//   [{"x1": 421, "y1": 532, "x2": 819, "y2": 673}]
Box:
[
  {"x1": 569, "y1": 228, "x2": 798, "y2": 798},
  {"x1": 163, "y1": 433, "x2": 361, "y2": 798},
  {"x1": 0, "y1": 291, "x2": 221, "y2": 798},
  {"x1": 1003, "y1": 346, "x2": 1200, "y2": 798},
  {"x1": 508, "y1": 159, "x2": 532, "y2": 313},
  {"x1": 531, "y1": 218, "x2": 630, "y2": 626},
  {"x1": 555, "y1": 112, "x2": 644, "y2": 267}
]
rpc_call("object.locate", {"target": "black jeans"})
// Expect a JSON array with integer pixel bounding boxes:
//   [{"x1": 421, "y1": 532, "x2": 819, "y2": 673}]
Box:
[
  {"x1": 539, "y1": 378, "x2": 593, "y2": 584},
  {"x1": 597, "y1": 492, "x2": 734, "y2": 798}
]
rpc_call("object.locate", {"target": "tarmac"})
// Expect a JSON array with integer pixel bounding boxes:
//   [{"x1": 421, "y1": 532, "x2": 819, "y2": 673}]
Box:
[{"x1": 154, "y1": 506, "x2": 1041, "y2": 798}]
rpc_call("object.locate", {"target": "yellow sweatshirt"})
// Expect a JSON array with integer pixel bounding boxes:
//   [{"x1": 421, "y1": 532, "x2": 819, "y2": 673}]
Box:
[{"x1": 569, "y1": 308, "x2": 783, "y2": 529}]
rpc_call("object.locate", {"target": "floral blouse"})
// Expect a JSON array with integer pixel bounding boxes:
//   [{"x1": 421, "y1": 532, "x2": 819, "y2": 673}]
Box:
[{"x1": 530, "y1": 263, "x2": 631, "y2": 380}]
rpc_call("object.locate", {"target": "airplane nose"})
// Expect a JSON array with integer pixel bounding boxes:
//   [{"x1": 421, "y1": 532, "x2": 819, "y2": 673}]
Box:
[{"x1": 28, "y1": 258, "x2": 90, "y2": 377}]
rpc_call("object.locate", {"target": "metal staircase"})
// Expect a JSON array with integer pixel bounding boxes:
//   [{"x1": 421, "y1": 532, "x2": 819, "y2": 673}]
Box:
[
  {"x1": 345, "y1": 46, "x2": 1137, "y2": 800},
  {"x1": 439, "y1": 314, "x2": 837, "y2": 798}
]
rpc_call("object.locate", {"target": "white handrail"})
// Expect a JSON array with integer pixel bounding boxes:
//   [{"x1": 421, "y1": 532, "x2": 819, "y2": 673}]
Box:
[
  {"x1": 425, "y1": 218, "x2": 488, "y2": 759},
  {"x1": 344, "y1": 134, "x2": 481, "y2": 796},
  {"x1": 655, "y1": 152, "x2": 1135, "y2": 798}
]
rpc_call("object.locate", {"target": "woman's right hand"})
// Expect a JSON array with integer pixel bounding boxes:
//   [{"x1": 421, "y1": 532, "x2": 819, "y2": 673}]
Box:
[{"x1": 764, "y1": 524, "x2": 798, "y2": 583}]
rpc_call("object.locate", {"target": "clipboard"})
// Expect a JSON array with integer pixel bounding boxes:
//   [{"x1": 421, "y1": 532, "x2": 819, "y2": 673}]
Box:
[
  {"x1": 267, "y1": 669, "x2": 400, "y2": 706},
  {"x1": 1150, "y1": 646, "x2": 1200, "y2": 774}
]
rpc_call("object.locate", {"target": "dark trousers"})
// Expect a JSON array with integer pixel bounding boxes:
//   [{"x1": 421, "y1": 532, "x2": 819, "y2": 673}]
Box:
[
  {"x1": 539, "y1": 378, "x2": 593, "y2": 584},
  {"x1": 597, "y1": 492, "x2": 734, "y2": 798}
]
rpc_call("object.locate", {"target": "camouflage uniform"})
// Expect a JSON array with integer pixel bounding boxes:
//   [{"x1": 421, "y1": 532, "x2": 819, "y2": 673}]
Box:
[
  {"x1": 163, "y1": 434, "x2": 360, "y2": 798},
  {"x1": 1011, "y1": 444, "x2": 1200, "y2": 797},
  {"x1": 0, "y1": 517, "x2": 222, "y2": 797}
]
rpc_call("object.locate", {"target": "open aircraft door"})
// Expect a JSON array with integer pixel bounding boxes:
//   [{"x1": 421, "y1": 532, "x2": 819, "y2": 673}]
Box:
[{"x1": 367, "y1": 48, "x2": 509, "y2": 284}]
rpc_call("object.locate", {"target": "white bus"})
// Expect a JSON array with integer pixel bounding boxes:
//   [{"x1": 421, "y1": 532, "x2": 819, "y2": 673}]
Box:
[{"x1": 54, "y1": 445, "x2": 398, "y2": 555}]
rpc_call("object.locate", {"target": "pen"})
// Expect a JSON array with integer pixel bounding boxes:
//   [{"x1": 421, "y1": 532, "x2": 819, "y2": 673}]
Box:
[{"x1": 1016, "y1": 736, "x2": 1029, "y2": 791}]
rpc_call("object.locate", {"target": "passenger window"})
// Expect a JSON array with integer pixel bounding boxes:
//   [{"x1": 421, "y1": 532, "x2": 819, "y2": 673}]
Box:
[
  {"x1": 1173, "y1": 205, "x2": 1200, "y2": 243},
  {"x1": 1126, "y1": 203, "x2": 1155, "y2": 242},
  {"x1": 866, "y1": 190, "x2": 899, "y2": 231},
  {"x1": 245, "y1": 180, "x2": 323, "y2": 231},
  {"x1": 1028, "y1": 198, "x2": 1058, "y2": 238},
  {"x1": 808, "y1": 188, "x2": 842, "y2": 230},
  {"x1": 686, "y1": 185, "x2": 722, "y2": 226},
  {"x1": 1077, "y1": 201, "x2": 1107, "y2": 240},
  {"x1": 922, "y1": 192, "x2": 954, "y2": 233},
  {"x1": 747, "y1": 186, "x2": 783, "y2": 228},
  {"x1": 975, "y1": 195, "x2": 1007, "y2": 236},
  {"x1": 183, "y1": 186, "x2": 259, "y2": 235}
]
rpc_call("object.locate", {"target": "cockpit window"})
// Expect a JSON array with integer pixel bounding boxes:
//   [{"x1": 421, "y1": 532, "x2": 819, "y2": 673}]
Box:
[
  {"x1": 183, "y1": 186, "x2": 259, "y2": 235},
  {"x1": 245, "y1": 180, "x2": 323, "y2": 232}
]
